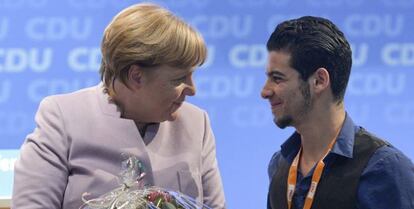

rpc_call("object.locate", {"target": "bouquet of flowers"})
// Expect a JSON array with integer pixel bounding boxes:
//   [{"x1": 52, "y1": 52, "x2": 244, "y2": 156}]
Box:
[{"x1": 80, "y1": 156, "x2": 212, "y2": 209}]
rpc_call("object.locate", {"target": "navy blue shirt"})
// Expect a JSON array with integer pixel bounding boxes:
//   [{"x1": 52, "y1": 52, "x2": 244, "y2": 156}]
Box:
[{"x1": 268, "y1": 115, "x2": 414, "y2": 209}]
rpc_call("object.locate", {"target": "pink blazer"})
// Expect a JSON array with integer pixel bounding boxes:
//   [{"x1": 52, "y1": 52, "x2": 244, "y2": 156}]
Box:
[{"x1": 12, "y1": 84, "x2": 226, "y2": 209}]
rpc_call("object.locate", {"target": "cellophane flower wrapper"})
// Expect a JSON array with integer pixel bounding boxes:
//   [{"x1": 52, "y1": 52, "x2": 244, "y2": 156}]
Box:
[{"x1": 80, "y1": 156, "x2": 212, "y2": 209}]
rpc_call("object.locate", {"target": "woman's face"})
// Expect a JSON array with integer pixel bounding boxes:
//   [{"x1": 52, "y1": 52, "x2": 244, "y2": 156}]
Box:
[{"x1": 124, "y1": 65, "x2": 196, "y2": 123}]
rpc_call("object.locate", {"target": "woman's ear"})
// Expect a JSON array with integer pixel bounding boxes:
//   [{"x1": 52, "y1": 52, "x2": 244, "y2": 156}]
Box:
[
  {"x1": 311, "y1": 67, "x2": 330, "y2": 93},
  {"x1": 128, "y1": 65, "x2": 143, "y2": 89}
]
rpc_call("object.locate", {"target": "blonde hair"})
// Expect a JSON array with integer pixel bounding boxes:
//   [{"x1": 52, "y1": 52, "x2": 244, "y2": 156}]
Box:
[{"x1": 100, "y1": 3, "x2": 207, "y2": 90}]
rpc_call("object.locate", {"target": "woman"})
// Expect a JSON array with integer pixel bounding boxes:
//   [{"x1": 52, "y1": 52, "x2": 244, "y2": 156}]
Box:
[{"x1": 12, "y1": 3, "x2": 225, "y2": 209}]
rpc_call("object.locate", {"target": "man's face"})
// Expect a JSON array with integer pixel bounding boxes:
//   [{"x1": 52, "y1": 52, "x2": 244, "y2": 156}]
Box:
[
  {"x1": 127, "y1": 65, "x2": 196, "y2": 123},
  {"x1": 261, "y1": 51, "x2": 312, "y2": 129}
]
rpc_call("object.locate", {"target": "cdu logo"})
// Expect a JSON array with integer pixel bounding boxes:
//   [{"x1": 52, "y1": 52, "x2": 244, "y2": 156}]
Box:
[
  {"x1": 25, "y1": 17, "x2": 93, "y2": 41},
  {"x1": 0, "y1": 48, "x2": 52, "y2": 73}
]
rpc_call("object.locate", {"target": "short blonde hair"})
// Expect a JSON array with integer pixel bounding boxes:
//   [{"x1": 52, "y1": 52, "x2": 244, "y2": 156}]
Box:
[{"x1": 100, "y1": 3, "x2": 207, "y2": 89}]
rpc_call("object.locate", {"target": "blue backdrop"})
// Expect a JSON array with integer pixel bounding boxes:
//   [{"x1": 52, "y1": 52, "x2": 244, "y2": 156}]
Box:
[{"x1": 1, "y1": 0, "x2": 414, "y2": 208}]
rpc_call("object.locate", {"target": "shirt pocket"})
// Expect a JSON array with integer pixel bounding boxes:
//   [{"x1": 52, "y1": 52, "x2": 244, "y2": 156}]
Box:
[{"x1": 177, "y1": 169, "x2": 202, "y2": 203}]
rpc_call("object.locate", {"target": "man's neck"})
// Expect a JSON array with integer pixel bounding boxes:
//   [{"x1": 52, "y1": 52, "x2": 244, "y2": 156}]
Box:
[{"x1": 296, "y1": 103, "x2": 346, "y2": 174}]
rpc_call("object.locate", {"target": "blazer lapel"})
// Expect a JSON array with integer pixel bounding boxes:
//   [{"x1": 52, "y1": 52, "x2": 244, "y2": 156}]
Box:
[{"x1": 93, "y1": 83, "x2": 155, "y2": 185}]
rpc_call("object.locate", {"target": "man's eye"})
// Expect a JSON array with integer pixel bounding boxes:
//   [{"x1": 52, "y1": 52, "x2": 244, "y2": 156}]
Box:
[{"x1": 271, "y1": 76, "x2": 283, "y2": 83}]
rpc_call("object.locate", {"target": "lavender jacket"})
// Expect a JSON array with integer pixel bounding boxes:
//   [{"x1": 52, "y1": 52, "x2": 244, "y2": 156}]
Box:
[{"x1": 12, "y1": 84, "x2": 225, "y2": 209}]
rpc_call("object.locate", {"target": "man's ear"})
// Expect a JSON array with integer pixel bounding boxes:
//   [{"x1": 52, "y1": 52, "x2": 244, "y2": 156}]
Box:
[
  {"x1": 311, "y1": 68, "x2": 330, "y2": 94},
  {"x1": 128, "y1": 65, "x2": 143, "y2": 89}
]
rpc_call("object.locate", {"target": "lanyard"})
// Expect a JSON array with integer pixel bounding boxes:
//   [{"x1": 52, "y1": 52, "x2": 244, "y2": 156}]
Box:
[{"x1": 286, "y1": 134, "x2": 338, "y2": 209}]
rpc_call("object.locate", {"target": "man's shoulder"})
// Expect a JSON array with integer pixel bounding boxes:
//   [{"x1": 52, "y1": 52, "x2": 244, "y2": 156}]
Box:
[
  {"x1": 354, "y1": 128, "x2": 413, "y2": 172},
  {"x1": 366, "y1": 144, "x2": 414, "y2": 171},
  {"x1": 268, "y1": 151, "x2": 283, "y2": 180},
  {"x1": 358, "y1": 140, "x2": 414, "y2": 208}
]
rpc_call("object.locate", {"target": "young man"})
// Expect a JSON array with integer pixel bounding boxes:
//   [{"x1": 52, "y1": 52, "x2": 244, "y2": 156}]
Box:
[{"x1": 262, "y1": 16, "x2": 414, "y2": 209}]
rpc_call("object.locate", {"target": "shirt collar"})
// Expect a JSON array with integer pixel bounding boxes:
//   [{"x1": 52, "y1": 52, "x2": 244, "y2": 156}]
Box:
[
  {"x1": 331, "y1": 114, "x2": 358, "y2": 158},
  {"x1": 280, "y1": 113, "x2": 358, "y2": 162}
]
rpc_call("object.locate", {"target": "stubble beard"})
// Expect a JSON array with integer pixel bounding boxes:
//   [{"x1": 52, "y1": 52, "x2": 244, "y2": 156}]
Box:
[{"x1": 273, "y1": 81, "x2": 312, "y2": 129}]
